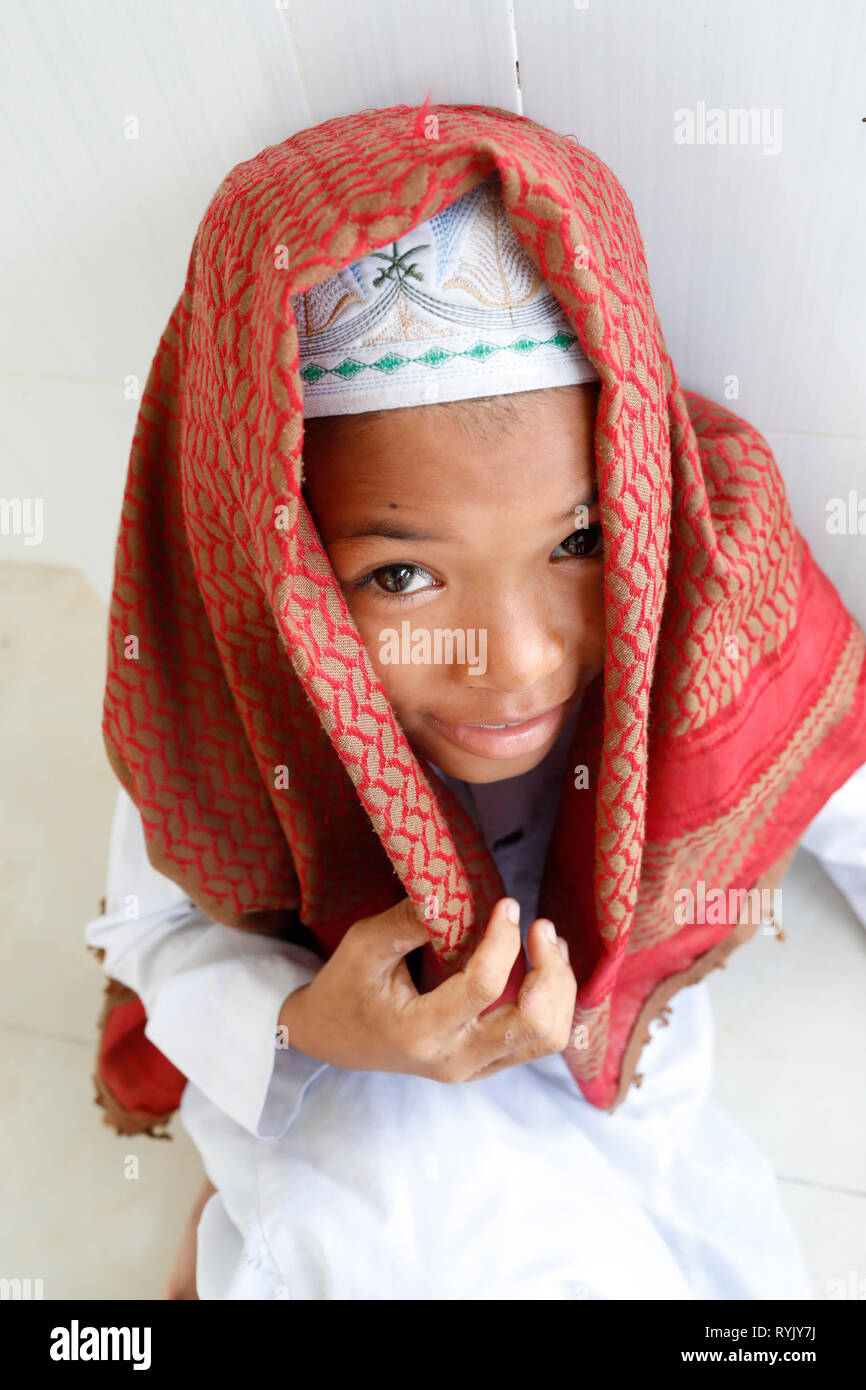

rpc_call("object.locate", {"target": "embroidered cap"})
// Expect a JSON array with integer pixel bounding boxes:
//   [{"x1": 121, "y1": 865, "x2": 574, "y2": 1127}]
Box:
[{"x1": 292, "y1": 173, "x2": 599, "y2": 417}]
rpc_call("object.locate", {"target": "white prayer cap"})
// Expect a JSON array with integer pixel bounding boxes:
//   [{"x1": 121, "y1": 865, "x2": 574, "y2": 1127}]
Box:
[{"x1": 292, "y1": 173, "x2": 599, "y2": 418}]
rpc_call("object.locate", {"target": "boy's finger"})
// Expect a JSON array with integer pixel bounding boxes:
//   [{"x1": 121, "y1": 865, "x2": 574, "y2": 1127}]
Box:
[
  {"x1": 463, "y1": 1032, "x2": 569, "y2": 1082},
  {"x1": 514, "y1": 917, "x2": 570, "y2": 1011},
  {"x1": 461, "y1": 961, "x2": 579, "y2": 1078},
  {"x1": 525, "y1": 917, "x2": 565, "y2": 972},
  {"x1": 456, "y1": 947, "x2": 578, "y2": 1075},
  {"x1": 422, "y1": 897, "x2": 523, "y2": 1030}
]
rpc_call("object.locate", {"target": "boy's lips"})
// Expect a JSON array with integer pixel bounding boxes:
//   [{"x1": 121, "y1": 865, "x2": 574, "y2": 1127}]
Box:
[{"x1": 427, "y1": 697, "x2": 573, "y2": 760}]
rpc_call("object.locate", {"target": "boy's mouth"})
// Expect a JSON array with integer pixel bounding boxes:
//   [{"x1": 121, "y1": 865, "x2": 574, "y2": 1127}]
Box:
[{"x1": 427, "y1": 697, "x2": 573, "y2": 761}]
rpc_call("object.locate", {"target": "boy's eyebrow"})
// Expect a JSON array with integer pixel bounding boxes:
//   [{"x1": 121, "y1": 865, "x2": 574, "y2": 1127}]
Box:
[
  {"x1": 331, "y1": 491, "x2": 599, "y2": 544},
  {"x1": 330, "y1": 520, "x2": 449, "y2": 542}
]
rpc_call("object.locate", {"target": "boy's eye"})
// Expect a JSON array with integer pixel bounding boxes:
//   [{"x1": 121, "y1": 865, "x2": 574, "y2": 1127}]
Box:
[
  {"x1": 359, "y1": 563, "x2": 436, "y2": 596},
  {"x1": 552, "y1": 523, "x2": 604, "y2": 559},
  {"x1": 351, "y1": 526, "x2": 603, "y2": 597}
]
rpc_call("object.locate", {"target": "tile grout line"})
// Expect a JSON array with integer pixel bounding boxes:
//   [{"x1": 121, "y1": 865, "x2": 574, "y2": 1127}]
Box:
[
  {"x1": 0, "y1": 1019, "x2": 94, "y2": 1049},
  {"x1": 507, "y1": 0, "x2": 523, "y2": 116},
  {"x1": 777, "y1": 1172, "x2": 866, "y2": 1199}
]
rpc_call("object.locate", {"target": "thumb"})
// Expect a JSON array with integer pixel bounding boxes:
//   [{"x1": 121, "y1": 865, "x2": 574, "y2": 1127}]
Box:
[{"x1": 358, "y1": 896, "x2": 434, "y2": 972}]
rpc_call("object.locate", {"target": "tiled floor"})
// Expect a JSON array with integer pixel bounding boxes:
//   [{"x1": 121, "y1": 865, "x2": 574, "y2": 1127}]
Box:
[
  {"x1": 0, "y1": 563, "x2": 204, "y2": 1301},
  {"x1": 1, "y1": 560, "x2": 864, "y2": 1300}
]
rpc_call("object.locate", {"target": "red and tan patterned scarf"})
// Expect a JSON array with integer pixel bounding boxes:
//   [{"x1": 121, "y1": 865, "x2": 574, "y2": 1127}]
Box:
[{"x1": 91, "y1": 102, "x2": 866, "y2": 1137}]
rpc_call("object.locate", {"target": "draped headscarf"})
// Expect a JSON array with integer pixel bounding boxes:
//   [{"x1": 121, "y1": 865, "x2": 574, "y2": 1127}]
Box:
[{"x1": 91, "y1": 103, "x2": 866, "y2": 1136}]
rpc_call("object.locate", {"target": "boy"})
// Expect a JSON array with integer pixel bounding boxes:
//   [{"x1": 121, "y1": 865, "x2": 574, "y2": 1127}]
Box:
[{"x1": 87, "y1": 113, "x2": 866, "y2": 1299}]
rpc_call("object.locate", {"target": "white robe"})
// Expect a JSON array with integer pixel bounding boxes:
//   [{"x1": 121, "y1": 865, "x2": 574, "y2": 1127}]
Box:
[{"x1": 85, "y1": 734, "x2": 866, "y2": 1300}]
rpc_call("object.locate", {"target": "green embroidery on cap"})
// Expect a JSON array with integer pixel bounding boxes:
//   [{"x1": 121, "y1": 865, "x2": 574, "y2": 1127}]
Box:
[
  {"x1": 415, "y1": 347, "x2": 454, "y2": 368},
  {"x1": 370, "y1": 242, "x2": 430, "y2": 288},
  {"x1": 300, "y1": 332, "x2": 580, "y2": 385}
]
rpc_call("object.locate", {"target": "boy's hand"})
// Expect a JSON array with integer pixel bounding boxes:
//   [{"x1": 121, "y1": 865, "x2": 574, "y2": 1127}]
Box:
[{"x1": 277, "y1": 897, "x2": 577, "y2": 1083}]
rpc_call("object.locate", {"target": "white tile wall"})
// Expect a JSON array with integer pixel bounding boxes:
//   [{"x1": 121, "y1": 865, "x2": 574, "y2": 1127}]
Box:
[
  {"x1": 514, "y1": 0, "x2": 866, "y2": 439},
  {"x1": 286, "y1": 0, "x2": 520, "y2": 120}
]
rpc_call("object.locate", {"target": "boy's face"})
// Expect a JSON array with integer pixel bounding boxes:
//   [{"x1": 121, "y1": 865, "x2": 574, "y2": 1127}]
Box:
[{"x1": 302, "y1": 385, "x2": 605, "y2": 784}]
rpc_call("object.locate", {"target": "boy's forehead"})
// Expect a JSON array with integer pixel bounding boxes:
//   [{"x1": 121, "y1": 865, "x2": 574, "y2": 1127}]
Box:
[{"x1": 302, "y1": 386, "x2": 598, "y2": 524}]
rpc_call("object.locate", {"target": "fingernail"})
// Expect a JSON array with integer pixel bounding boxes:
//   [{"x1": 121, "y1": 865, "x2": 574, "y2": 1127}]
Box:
[
  {"x1": 558, "y1": 937, "x2": 569, "y2": 962},
  {"x1": 539, "y1": 919, "x2": 556, "y2": 942},
  {"x1": 505, "y1": 899, "x2": 520, "y2": 925}
]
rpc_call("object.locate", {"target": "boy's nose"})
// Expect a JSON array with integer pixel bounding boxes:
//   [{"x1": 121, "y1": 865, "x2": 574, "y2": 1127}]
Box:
[{"x1": 461, "y1": 603, "x2": 566, "y2": 694}]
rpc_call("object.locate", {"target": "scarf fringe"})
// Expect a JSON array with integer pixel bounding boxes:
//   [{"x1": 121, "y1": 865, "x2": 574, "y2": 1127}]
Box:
[
  {"x1": 88, "y1": 939, "x2": 177, "y2": 1140},
  {"x1": 609, "y1": 844, "x2": 795, "y2": 1109},
  {"x1": 91, "y1": 1067, "x2": 175, "y2": 1141}
]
